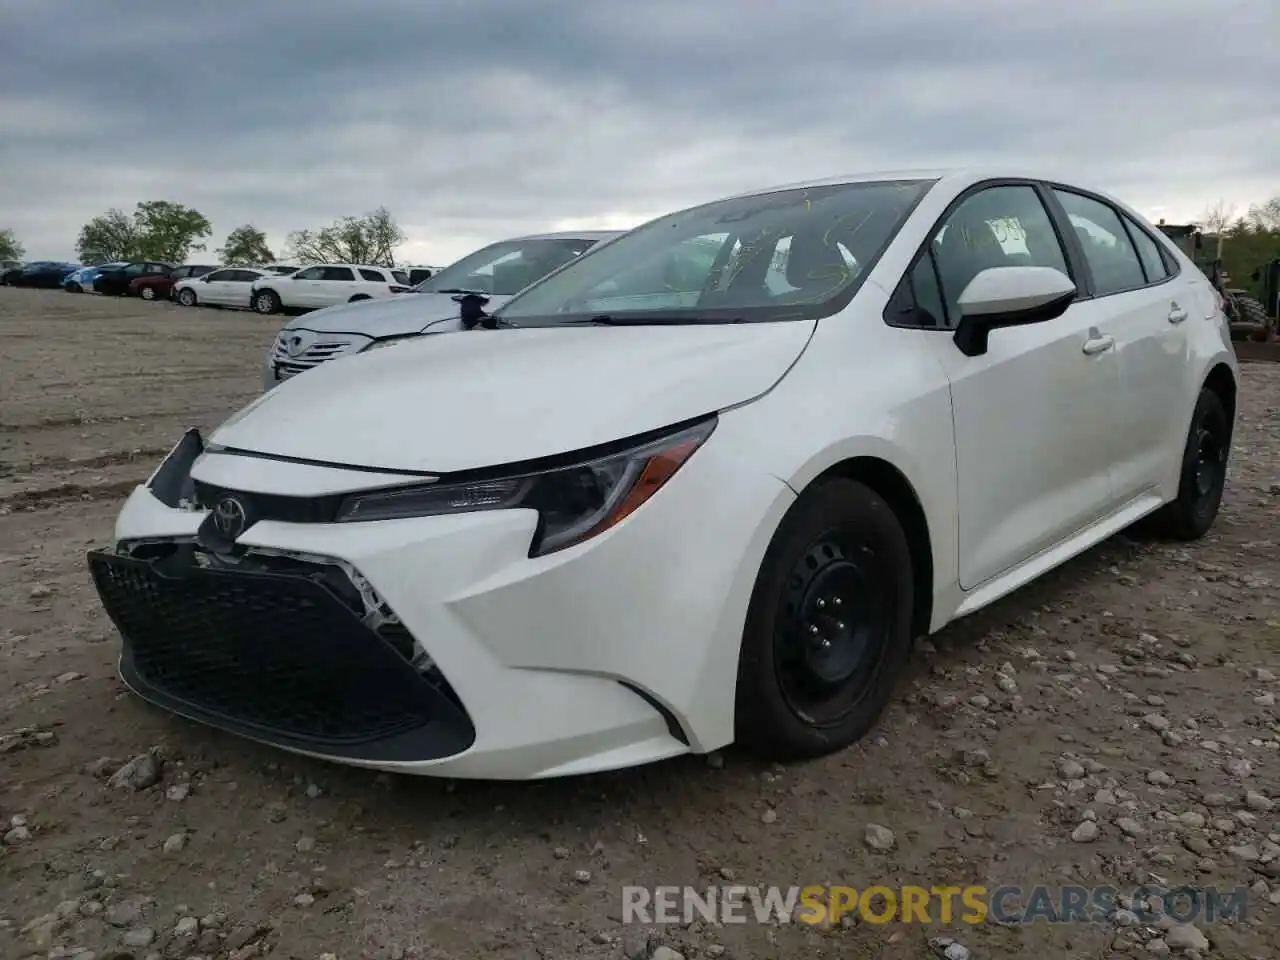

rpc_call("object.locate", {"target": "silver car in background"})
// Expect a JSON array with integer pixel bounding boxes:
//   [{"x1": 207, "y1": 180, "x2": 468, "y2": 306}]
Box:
[{"x1": 262, "y1": 230, "x2": 623, "y2": 391}]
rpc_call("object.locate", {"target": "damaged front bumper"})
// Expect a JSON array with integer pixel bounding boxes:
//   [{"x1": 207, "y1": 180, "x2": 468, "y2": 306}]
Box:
[{"x1": 87, "y1": 430, "x2": 702, "y2": 778}]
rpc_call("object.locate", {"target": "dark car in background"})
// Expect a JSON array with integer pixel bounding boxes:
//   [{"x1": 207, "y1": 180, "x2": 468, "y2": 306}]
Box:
[
  {"x1": 3, "y1": 261, "x2": 80, "y2": 288},
  {"x1": 131, "y1": 263, "x2": 218, "y2": 301},
  {"x1": 93, "y1": 261, "x2": 172, "y2": 296}
]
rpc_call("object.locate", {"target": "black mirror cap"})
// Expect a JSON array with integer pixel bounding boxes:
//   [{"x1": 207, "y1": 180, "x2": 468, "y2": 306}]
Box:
[{"x1": 952, "y1": 289, "x2": 1076, "y2": 358}]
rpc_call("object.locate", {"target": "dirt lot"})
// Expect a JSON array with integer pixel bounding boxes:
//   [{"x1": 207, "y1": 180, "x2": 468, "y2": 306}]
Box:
[{"x1": 1, "y1": 286, "x2": 1278, "y2": 960}]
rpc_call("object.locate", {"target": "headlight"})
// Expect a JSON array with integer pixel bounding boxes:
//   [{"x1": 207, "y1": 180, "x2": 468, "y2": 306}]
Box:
[{"x1": 335, "y1": 417, "x2": 717, "y2": 556}]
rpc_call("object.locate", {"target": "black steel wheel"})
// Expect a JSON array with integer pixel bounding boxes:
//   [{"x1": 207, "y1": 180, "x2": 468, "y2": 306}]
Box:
[
  {"x1": 1147, "y1": 387, "x2": 1231, "y2": 541},
  {"x1": 736, "y1": 477, "x2": 915, "y2": 760}
]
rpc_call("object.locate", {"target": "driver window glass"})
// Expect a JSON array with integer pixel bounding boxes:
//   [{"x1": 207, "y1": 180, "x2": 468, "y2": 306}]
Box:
[
  {"x1": 931, "y1": 185, "x2": 1068, "y2": 323},
  {"x1": 294, "y1": 267, "x2": 323, "y2": 280}
]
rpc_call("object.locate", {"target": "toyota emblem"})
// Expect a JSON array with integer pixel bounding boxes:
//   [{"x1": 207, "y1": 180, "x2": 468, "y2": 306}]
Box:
[{"x1": 211, "y1": 497, "x2": 248, "y2": 539}]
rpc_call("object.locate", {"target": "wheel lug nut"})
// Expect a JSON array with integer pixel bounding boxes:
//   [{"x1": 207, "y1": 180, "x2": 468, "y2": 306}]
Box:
[
  {"x1": 821, "y1": 638, "x2": 831, "y2": 649},
  {"x1": 833, "y1": 597, "x2": 842, "y2": 606},
  {"x1": 817, "y1": 599, "x2": 825, "y2": 608},
  {"x1": 809, "y1": 625, "x2": 819, "y2": 635},
  {"x1": 836, "y1": 621, "x2": 845, "y2": 630}
]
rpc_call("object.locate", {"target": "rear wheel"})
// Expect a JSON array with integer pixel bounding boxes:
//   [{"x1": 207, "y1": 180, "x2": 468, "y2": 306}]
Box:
[
  {"x1": 139, "y1": 285, "x2": 157, "y2": 301},
  {"x1": 735, "y1": 478, "x2": 915, "y2": 761},
  {"x1": 1147, "y1": 388, "x2": 1231, "y2": 540}
]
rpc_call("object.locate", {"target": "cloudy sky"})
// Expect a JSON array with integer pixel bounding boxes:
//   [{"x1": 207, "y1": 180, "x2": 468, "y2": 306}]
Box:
[{"x1": 2, "y1": 0, "x2": 1277, "y2": 265}]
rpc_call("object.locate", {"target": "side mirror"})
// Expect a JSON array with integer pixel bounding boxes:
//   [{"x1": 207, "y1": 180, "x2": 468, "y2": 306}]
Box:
[{"x1": 952, "y1": 266, "x2": 1076, "y2": 358}]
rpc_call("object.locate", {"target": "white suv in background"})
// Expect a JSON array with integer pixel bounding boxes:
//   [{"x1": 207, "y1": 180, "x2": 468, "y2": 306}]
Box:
[{"x1": 249, "y1": 263, "x2": 412, "y2": 314}]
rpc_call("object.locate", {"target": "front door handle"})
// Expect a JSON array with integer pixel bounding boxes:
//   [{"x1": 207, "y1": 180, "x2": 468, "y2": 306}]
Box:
[
  {"x1": 1168, "y1": 302, "x2": 1188, "y2": 324},
  {"x1": 1082, "y1": 334, "x2": 1115, "y2": 355}
]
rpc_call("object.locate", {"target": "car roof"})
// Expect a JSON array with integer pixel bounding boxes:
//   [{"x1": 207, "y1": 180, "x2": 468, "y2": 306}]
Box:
[
  {"x1": 300, "y1": 263, "x2": 400, "y2": 270},
  {"x1": 714, "y1": 166, "x2": 1118, "y2": 205}
]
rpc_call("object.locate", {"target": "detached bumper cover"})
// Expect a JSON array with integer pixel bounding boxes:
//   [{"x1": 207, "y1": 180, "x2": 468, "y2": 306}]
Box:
[{"x1": 88, "y1": 548, "x2": 476, "y2": 763}]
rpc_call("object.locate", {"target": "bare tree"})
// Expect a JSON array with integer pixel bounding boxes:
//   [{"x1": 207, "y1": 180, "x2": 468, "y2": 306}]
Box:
[{"x1": 285, "y1": 208, "x2": 406, "y2": 267}]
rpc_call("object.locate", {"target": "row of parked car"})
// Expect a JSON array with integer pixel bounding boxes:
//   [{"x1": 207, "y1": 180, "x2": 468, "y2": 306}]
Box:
[{"x1": 0, "y1": 233, "x2": 631, "y2": 391}]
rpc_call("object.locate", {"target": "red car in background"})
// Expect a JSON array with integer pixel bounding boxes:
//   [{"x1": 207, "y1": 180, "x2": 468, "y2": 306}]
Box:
[{"x1": 131, "y1": 263, "x2": 219, "y2": 301}]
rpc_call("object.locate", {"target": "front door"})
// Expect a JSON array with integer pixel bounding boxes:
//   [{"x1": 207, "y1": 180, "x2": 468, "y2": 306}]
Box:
[{"x1": 920, "y1": 182, "x2": 1122, "y2": 589}]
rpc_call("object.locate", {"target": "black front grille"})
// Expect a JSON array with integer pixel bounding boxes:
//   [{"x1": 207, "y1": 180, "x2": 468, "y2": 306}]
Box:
[
  {"x1": 192, "y1": 481, "x2": 344, "y2": 524},
  {"x1": 87, "y1": 550, "x2": 475, "y2": 760}
]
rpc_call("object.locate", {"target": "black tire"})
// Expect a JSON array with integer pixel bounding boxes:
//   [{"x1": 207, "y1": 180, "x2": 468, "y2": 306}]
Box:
[
  {"x1": 253, "y1": 289, "x2": 281, "y2": 315},
  {"x1": 735, "y1": 478, "x2": 915, "y2": 761},
  {"x1": 66, "y1": 283, "x2": 81, "y2": 293},
  {"x1": 177, "y1": 288, "x2": 198, "y2": 307},
  {"x1": 139, "y1": 285, "x2": 157, "y2": 301},
  {"x1": 1233, "y1": 295, "x2": 1273, "y2": 341},
  {"x1": 1147, "y1": 388, "x2": 1231, "y2": 541}
]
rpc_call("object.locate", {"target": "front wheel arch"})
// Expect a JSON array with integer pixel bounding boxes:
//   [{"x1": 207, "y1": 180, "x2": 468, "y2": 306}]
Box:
[{"x1": 795, "y1": 457, "x2": 935, "y2": 644}]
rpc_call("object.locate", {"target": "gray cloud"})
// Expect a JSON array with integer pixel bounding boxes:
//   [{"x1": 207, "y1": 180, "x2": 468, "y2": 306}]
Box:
[{"x1": 2, "y1": 0, "x2": 1276, "y2": 262}]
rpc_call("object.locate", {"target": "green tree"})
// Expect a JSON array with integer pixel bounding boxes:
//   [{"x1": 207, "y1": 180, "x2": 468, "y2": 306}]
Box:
[
  {"x1": 132, "y1": 201, "x2": 212, "y2": 263},
  {"x1": 217, "y1": 224, "x2": 274, "y2": 266},
  {"x1": 74, "y1": 201, "x2": 212, "y2": 265},
  {"x1": 285, "y1": 207, "x2": 406, "y2": 267},
  {"x1": 0, "y1": 227, "x2": 25, "y2": 261},
  {"x1": 75, "y1": 209, "x2": 141, "y2": 264}
]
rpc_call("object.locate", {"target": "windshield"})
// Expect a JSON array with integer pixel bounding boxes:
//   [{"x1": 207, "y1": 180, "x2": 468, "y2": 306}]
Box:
[
  {"x1": 497, "y1": 179, "x2": 934, "y2": 325},
  {"x1": 413, "y1": 237, "x2": 601, "y2": 296}
]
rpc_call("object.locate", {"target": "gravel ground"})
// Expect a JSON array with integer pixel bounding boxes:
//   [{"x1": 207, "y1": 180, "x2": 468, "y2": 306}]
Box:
[{"x1": 1, "y1": 286, "x2": 1278, "y2": 960}]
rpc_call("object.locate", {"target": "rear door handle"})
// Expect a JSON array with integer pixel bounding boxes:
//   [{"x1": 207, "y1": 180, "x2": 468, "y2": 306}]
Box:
[
  {"x1": 1168, "y1": 302, "x2": 1188, "y2": 324},
  {"x1": 1082, "y1": 334, "x2": 1115, "y2": 355}
]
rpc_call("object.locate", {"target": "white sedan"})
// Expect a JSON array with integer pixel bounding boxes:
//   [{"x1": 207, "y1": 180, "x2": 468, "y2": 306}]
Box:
[
  {"x1": 87, "y1": 168, "x2": 1237, "y2": 779},
  {"x1": 174, "y1": 267, "x2": 271, "y2": 309}
]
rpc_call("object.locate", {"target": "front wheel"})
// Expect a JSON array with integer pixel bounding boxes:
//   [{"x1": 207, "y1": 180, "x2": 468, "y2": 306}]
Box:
[
  {"x1": 177, "y1": 288, "x2": 197, "y2": 307},
  {"x1": 253, "y1": 290, "x2": 281, "y2": 314},
  {"x1": 735, "y1": 478, "x2": 915, "y2": 761},
  {"x1": 1146, "y1": 388, "x2": 1231, "y2": 540}
]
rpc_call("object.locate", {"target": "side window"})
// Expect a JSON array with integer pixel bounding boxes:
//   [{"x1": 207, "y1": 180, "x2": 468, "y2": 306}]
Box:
[
  {"x1": 358, "y1": 268, "x2": 385, "y2": 282},
  {"x1": 204, "y1": 270, "x2": 232, "y2": 282},
  {"x1": 321, "y1": 266, "x2": 355, "y2": 281},
  {"x1": 391, "y1": 270, "x2": 410, "y2": 285},
  {"x1": 191, "y1": 265, "x2": 213, "y2": 278},
  {"x1": 293, "y1": 266, "x2": 324, "y2": 280},
  {"x1": 124, "y1": 263, "x2": 146, "y2": 276},
  {"x1": 1121, "y1": 215, "x2": 1170, "y2": 284},
  {"x1": 171, "y1": 267, "x2": 190, "y2": 280},
  {"x1": 930, "y1": 185, "x2": 1070, "y2": 323},
  {"x1": 1051, "y1": 190, "x2": 1147, "y2": 296}
]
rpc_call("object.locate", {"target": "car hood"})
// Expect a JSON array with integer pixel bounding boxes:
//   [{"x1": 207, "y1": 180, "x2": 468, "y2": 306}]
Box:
[
  {"x1": 278, "y1": 292, "x2": 515, "y2": 336},
  {"x1": 210, "y1": 320, "x2": 816, "y2": 472}
]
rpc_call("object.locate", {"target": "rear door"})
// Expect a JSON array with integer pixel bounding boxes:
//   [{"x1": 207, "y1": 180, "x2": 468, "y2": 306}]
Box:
[
  {"x1": 1047, "y1": 188, "x2": 1195, "y2": 502},
  {"x1": 225, "y1": 270, "x2": 261, "y2": 308}
]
